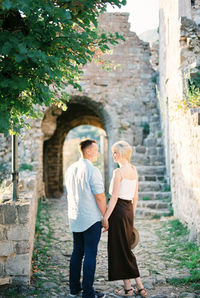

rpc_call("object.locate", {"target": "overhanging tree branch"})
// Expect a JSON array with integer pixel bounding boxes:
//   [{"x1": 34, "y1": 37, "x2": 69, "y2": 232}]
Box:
[{"x1": 0, "y1": 0, "x2": 126, "y2": 135}]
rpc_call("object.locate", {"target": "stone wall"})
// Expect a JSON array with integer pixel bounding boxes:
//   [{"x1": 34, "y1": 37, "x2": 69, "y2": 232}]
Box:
[
  {"x1": 39, "y1": 13, "x2": 167, "y2": 200},
  {"x1": 0, "y1": 173, "x2": 38, "y2": 285},
  {"x1": 65, "y1": 13, "x2": 164, "y2": 170},
  {"x1": 0, "y1": 13, "x2": 169, "y2": 211},
  {"x1": 191, "y1": 0, "x2": 200, "y2": 24},
  {"x1": 0, "y1": 135, "x2": 11, "y2": 184},
  {"x1": 18, "y1": 120, "x2": 44, "y2": 198},
  {"x1": 159, "y1": 0, "x2": 200, "y2": 242},
  {"x1": 180, "y1": 16, "x2": 200, "y2": 69},
  {"x1": 0, "y1": 135, "x2": 11, "y2": 165},
  {"x1": 0, "y1": 119, "x2": 44, "y2": 199},
  {"x1": 0, "y1": 120, "x2": 43, "y2": 285}
]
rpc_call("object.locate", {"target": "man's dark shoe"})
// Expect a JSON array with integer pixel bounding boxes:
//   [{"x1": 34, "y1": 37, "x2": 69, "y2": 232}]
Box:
[
  {"x1": 68, "y1": 289, "x2": 82, "y2": 297},
  {"x1": 94, "y1": 291, "x2": 106, "y2": 298}
]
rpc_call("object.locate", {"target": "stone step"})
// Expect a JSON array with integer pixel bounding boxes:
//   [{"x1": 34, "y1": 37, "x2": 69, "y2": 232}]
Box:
[
  {"x1": 134, "y1": 167, "x2": 171, "y2": 218},
  {"x1": 136, "y1": 165, "x2": 166, "y2": 176},
  {"x1": 138, "y1": 181, "x2": 165, "y2": 192},
  {"x1": 136, "y1": 208, "x2": 171, "y2": 219},
  {"x1": 134, "y1": 155, "x2": 165, "y2": 166},
  {"x1": 139, "y1": 175, "x2": 165, "y2": 182},
  {"x1": 139, "y1": 191, "x2": 171, "y2": 200},
  {"x1": 137, "y1": 200, "x2": 171, "y2": 210},
  {"x1": 143, "y1": 137, "x2": 163, "y2": 147}
]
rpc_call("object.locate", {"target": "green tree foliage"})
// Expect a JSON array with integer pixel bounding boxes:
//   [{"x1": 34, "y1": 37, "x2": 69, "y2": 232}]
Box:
[{"x1": 0, "y1": 0, "x2": 126, "y2": 134}]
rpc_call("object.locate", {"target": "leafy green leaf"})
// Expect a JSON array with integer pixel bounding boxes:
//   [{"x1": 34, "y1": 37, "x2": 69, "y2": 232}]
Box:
[{"x1": 2, "y1": 0, "x2": 12, "y2": 10}]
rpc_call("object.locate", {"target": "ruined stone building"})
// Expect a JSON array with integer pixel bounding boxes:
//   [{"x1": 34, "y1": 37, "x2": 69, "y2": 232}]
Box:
[
  {"x1": 1, "y1": 13, "x2": 170, "y2": 217},
  {"x1": 159, "y1": 0, "x2": 200, "y2": 242},
  {"x1": 0, "y1": 0, "x2": 199, "y2": 285}
]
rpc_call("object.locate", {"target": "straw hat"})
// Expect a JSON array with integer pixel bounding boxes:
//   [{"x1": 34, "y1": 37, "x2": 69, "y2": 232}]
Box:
[{"x1": 130, "y1": 227, "x2": 139, "y2": 249}]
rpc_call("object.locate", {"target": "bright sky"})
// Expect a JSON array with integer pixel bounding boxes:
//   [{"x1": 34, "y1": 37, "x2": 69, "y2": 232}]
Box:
[{"x1": 106, "y1": 0, "x2": 159, "y2": 35}]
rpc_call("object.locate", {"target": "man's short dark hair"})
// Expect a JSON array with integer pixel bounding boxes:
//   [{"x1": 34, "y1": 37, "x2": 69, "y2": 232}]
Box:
[{"x1": 79, "y1": 139, "x2": 97, "y2": 153}]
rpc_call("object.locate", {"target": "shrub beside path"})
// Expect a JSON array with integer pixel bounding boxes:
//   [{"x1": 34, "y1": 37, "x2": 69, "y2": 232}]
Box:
[{"x1": 0, "y1": 195, "x2": 199, "y2": 297}]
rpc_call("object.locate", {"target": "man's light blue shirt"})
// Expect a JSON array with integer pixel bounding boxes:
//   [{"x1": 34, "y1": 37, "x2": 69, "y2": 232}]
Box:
[{"x1": 65, "y1": 158, "x2": 104, "y2": 232}]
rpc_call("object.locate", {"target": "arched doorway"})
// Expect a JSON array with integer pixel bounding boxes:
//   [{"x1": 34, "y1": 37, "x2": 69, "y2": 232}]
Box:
[{"x1": 42, "y1": 96, "x2": 111, "y2": 198}]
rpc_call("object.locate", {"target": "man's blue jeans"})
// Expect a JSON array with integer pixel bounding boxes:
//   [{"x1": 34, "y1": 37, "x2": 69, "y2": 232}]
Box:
[{"x1": 70, "y1": 221, "x2": 102, "y2": 298}]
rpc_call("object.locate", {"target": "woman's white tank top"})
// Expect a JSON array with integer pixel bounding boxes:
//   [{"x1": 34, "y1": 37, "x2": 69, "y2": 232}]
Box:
[{"x1": 109, "y1": 177, "x2": 137, "y2": 201}]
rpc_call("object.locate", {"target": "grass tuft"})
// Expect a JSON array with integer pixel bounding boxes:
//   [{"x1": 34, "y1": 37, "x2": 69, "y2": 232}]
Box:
[{"x1": 157, "y1": 219, "x2": 200, "y2": 293}]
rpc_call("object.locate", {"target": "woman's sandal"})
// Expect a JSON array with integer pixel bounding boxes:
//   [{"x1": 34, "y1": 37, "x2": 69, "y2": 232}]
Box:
[
  {"x1": 134, "y1": 288, "x2": 147, "y2": 297},
  {"x1": 115, "y1": 286, "x2": 134, "y2": 297}
]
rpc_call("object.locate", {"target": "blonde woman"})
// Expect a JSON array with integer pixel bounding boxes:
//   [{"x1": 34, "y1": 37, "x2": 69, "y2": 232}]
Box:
[{"x1": 102, "y1": 141, "x2": 147, "y2": 297}]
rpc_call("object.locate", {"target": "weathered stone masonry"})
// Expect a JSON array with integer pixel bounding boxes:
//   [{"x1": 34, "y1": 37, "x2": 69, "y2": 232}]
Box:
[
  {"x1": 0, "y1": 176, "x2": 38, "y2": 285},
  {"x1": 0, "y1": 122, "x2": 42, "y2": 285},
  {"x1": 159, "y1": 0, "x2": 200, "y2": 242},
  {"x1": 41, "y1": 13, "x2": 170, "y2": 218}
]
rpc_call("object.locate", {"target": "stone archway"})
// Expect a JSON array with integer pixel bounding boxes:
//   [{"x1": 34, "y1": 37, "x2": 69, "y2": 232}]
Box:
[{"x1": 42, "y1": 96, "x2": 111, "y2": 198}]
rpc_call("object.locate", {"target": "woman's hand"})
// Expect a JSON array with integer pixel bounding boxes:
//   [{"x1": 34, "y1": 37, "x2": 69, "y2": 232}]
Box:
[{"x1": 102, "y1": 217, "x2": 109, "y2": 232}]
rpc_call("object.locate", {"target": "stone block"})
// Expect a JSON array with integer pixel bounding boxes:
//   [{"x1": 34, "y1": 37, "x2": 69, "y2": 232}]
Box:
[
  {"x1": 136, "y1": 146, "x2": 146, "y2": 154},
  {"x1": 157, "y1": 202, "x2": 170, "y2": 209},
  {"x1": 150, "y1": 156, "x2": 165, "y2": 165},
  {"x1": 139, "y1": 182, "x2": 161, "y2": 192},
  {"x1": 133, "y1": 155, "x2": 150, "y2": 166},
  {"x1": 0, "y1": 206, "x2": 4, "y2": 224},
  {"x1": 26, "y1": 179, "x2": 35, "y2": 191},
  {"x1": 4, "y1": 204, "x2": 17, "y2": 225},
  {"x1": 4, "y1": 180, "x2": 12, "y2": 187},
  {"x1": 145, "y1": 138, "x2": 157, "y2": 147},
  {"x1": 145, "y1": 176, "x2": 156, "y2": 181},
  {"x1": 188, "y1": 226, "x2": 198, "y2": 242},
  {"x1": 157, "y1": 147, "x2": 164, "y2": 156},
  {"x1": 137, "y1": 166, "x2": 166, "y2": 176},
  {"x1": 0, "y1": 277, "x2": 11, "y2": 285},
  {"x1": 18, "y1": 180, "x2": 25, "y2": 192},
  {"x1": 0, "y1": 241, "x2": 14, "y2": 256},
  {"x1": 15, "y1": 241, "x2": 30, "y2": 254},
  {"x1": 5, "y1": 254, "x2": 30, "y2": 276},
  {"x1": 7, "y1": 225, "x2": 30, "y2": 241},
  {"x1": 157, "y1": 176, "x2": 165, "y2": 181},
  {"x1": 154, "y1": 192, "x2": 171, "y2": 200},
  {"x1": 0, "y1": 227, "x2": 5, "y2": 240},
  {"x1": 11, "y1": 275, "x2": 30, "y2": 285},
  {"x1": 156, "y1": 138, "x2": 163, "y2": 146},
  {"x1": 134, "y1": 128, "x2": 144, "y2": 145},
  {"x1": 151, "y1": 115, "x2": 160, "y2": 122},
  {"x1": 17, "y1": 204, "x2": 30, "y2": 224},
  {"x1": 150, "y1": 122, "x2": 161, "y2": 131},
  {"x1": 0, "y1": 260, "x2": 5, "y2": 275},
  {"x1": 138, "y1": 176, "x2": 144, "y2": 181}
]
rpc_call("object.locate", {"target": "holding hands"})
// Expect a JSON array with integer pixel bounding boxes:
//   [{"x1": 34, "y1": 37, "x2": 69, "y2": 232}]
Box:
[{"x1": 102, "y1": 217, "x2": 109, "y2": 232}]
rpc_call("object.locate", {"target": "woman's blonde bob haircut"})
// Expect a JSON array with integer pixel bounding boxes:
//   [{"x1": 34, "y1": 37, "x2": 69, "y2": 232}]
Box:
[{"x1": 112, "y1": 140, "x2": 132, "y2": 161}]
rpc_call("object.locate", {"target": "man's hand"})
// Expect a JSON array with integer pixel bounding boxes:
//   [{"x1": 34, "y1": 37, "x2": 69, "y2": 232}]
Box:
[{"x1": 102, "y1": 217, "x2": 109, "y2": 232}]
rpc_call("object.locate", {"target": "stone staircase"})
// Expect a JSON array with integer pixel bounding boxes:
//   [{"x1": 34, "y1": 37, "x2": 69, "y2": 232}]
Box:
[{"x1": 136, "y1": 165, "x2": 172, "y2": 218}]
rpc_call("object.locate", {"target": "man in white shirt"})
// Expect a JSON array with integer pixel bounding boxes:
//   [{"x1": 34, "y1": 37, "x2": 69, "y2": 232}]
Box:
[{"x1": 65, "y1": 139, "x2": 107, "y2": 298}]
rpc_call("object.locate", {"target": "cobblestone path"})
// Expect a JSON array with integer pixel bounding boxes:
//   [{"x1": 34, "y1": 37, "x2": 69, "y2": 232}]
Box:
[{"x1": 0, "y1": 195, "x2": 199, "y2": 297}]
